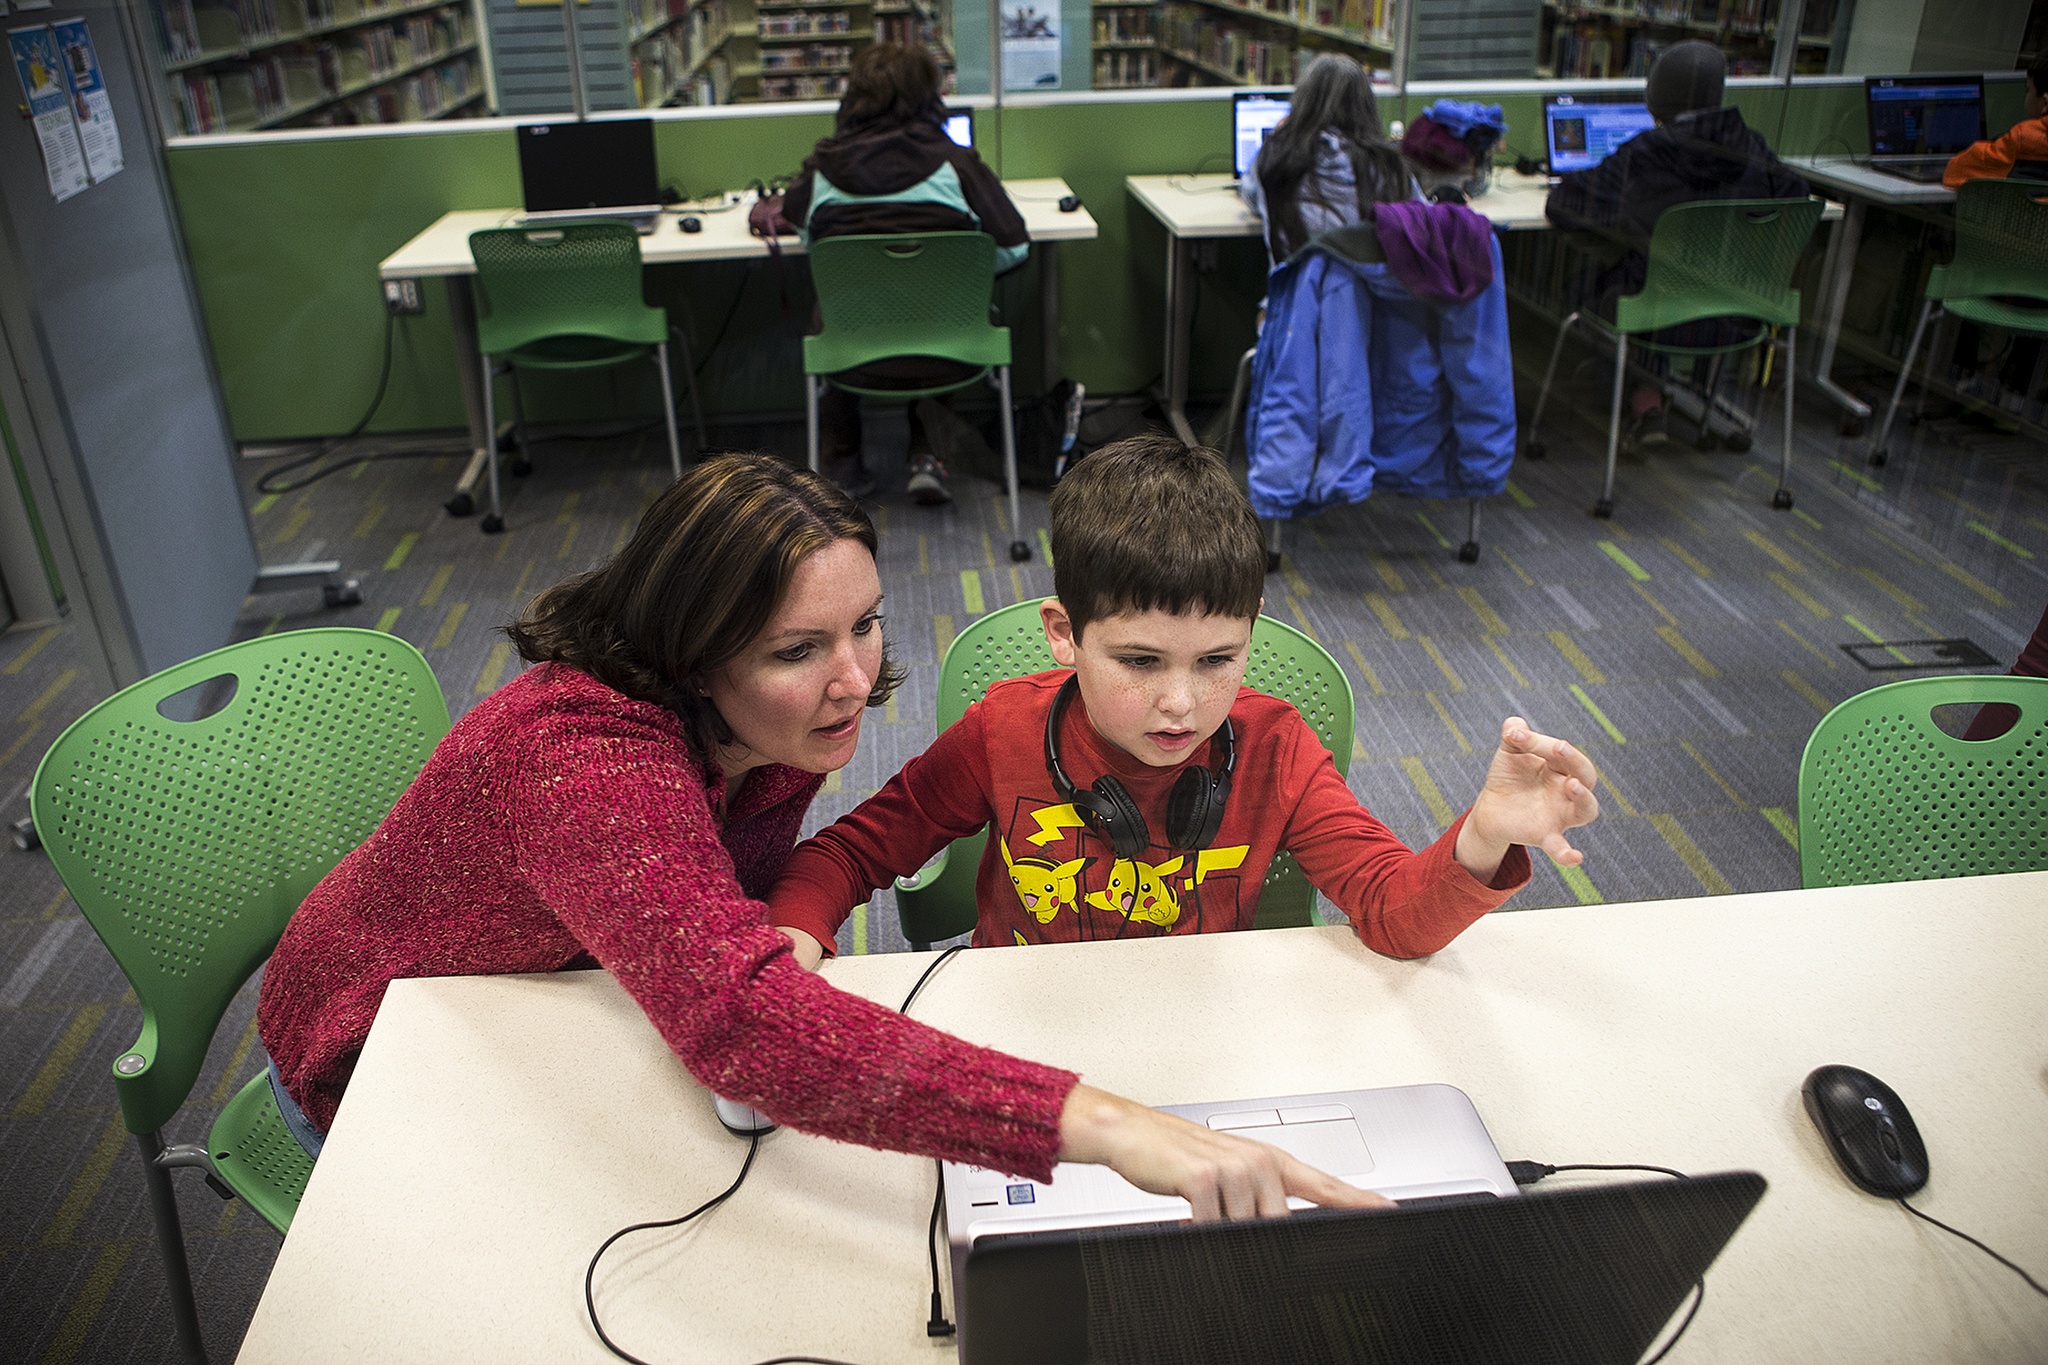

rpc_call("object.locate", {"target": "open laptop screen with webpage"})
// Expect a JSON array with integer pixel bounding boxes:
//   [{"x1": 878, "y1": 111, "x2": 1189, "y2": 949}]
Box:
[
  {"x1": 1233, "y1": 92, "x2": 1291, "y2": 180},
  {"x1": 1544, "y1": 94, "x2": 1656, "y2": 174},
  {"x1": 1866, "y1": 75, "x2": 1986, "y2": 158}
]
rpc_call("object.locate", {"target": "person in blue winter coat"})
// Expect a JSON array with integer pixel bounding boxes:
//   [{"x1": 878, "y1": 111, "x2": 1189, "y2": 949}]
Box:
[{"x1": 1239, "y1": 56, "x2": 1515, "y2": 522}]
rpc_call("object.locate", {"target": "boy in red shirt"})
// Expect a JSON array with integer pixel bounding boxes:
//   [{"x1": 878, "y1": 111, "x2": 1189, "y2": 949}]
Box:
[{"x1": 769, "y1": 435, "x2": 1600, "y2": 964}]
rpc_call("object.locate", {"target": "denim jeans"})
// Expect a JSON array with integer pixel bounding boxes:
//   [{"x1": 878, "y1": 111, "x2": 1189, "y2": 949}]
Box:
[{"x1": 267, "y1": 1060, "x2": 325, "y2": 1160}]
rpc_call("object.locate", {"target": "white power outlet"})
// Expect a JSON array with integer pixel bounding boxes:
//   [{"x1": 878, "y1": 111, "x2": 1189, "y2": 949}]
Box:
[{"x1": 383, "y1": 278, "x2": 424, "y2": 315}]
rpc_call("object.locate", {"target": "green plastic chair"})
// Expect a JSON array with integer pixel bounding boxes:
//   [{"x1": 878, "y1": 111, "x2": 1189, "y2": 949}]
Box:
[
  {"x1": 1526, "y1": 197, "x2": 1824, "y2": 518},
  {"x1": 29, "y1": 629, "x2": 450, "y2": 1364},
  {"x1": 803, "y1": 231, "x2": 1030, "y2": 563},
  {"x1": 1868, "y1": 179, "x2": 2048, "y2": 467},
  {"x1": 895, "y1": 599, "x2": 1356, "y2": 948},
  {"x1": 1796, "y1": 675, "x2": 2048, "y2": 889},
  {"x1": 468, "y1": 221, "x2": 693, "y2": 535}
]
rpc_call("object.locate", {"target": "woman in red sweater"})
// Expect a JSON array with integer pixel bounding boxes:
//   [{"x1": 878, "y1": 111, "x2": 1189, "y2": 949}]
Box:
[{"x1": 256, "y1": 452, "x2": 1377, "y2": 1221}]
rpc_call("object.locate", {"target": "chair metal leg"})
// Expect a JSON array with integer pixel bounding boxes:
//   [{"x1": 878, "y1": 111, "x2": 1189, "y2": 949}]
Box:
[
  {"x1": 805, "y1": 375, "x2": 821, "y2": 474},
  {"x1": 1773, "y1": 328, "x2": 1796, "y2": 510},
  {"x1": 1458, "y1": 498, "x2": 1481, "y2": 563},
  {"x1": 505, "y1": 367, "x2": 533, "y2": 476},
  {"x1": 653, "y1": 341, "x2": 684, "y2": 484},
  {"x1": 480, "y1": 354, "x2": 504, "y2": 534},
  {"x1": 1263, "y1": 518, "x2": 1283, "y2": 572},
  {"x1": 138, "y1": 1130, "x2": 210, "y2": 1364},
  {"x1": 997, "y1": 366, "x2": 1028, "y2": 563},
  {"x1": 1696, "y1": 354, "x2": 1725, "y2": 447},
  {"x1": 1596, "y1": 330, "x2": 1626, "y2": 517},
  {"x1": 1870, "y1": 300, "x2": 1939, "y2": 467},
  {"x1": 1526, "y1": 310, "x2": 1581, "y2": 459}
]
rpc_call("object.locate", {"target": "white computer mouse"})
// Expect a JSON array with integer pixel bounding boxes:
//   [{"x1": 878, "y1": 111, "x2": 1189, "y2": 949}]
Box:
[{"x1": 713, "y1": 1094, "x2": 777, "y2": 1136}]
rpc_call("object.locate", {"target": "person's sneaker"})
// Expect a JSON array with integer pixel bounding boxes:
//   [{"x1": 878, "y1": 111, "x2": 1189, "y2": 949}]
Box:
[
  {"x1": 1623, "y1": 405, "x2": 1669, "y2": 454},
  {"x1": 906, "y1": 454, "x2": 952, "y2": 506},
  {"x1": 822, "y1": 457, "x2": 875, "y2": 502}
]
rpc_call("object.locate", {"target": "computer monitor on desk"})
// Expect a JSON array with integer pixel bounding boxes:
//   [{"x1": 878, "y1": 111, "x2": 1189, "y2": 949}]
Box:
[
  {"x1": 516, "y1": 119, "x2": 663, "y2": 230},
  {"x1": 1865, "y1": 75, "x2": 1985, "y2": 180},
  {"x1": 1542, "y1": 94, "x2": 1656, "y2": 175},
  {"x1": 945, "y1": 108, "x2": 974, "y2": 148},
  {"x1": 1233, "y1": 92, "x2": 1291, "y2": 181}
]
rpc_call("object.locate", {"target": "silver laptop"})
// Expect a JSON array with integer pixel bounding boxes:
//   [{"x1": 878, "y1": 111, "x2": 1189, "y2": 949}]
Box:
[{"x1": 943, "y1": 1083, "x2": 1515, "y2": 1305}]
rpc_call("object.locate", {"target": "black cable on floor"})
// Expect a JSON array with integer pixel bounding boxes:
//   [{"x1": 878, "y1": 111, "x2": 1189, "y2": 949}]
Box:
[{"x1": 255, "y1": 311, "x2": 404, "y2": 494}]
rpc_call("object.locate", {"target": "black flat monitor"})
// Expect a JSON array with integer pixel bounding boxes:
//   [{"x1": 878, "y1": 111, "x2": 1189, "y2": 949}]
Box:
[
  {"x1": 516, "y1": 119, "x2": 662, "y2": 214},
  {"x1": 1543, "y1": 93, "x2": 1656, "y2": 174},
  {"x1": 1865, "y1": 75, "x2": 1986, "y2": 158},
  {"x1": 959, "y1": 1170, "x2": 1766, "y2": 1365}
]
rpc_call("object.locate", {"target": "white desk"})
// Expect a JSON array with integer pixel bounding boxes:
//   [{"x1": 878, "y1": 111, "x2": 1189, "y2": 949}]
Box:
[
  {"x1": 377, "y1": 181, "x2": 1098, "y2": 508},
  {"x1": 1781, "y1": 157, "x2": 1955, "y2": 428},
  {"x1": 1125, "y1": 171, "x2": 1557, "y2": 445},
  {"x1": 238, "y1": 872, "x2": 2048, "y2": 1364}
]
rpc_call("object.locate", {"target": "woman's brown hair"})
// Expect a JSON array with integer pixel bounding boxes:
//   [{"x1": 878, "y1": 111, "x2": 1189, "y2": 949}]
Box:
[
  {"x1": 835, "y1": 42, "x2": 944, "y2": 135},
  {"x1": 506, "y1": 452, "x2": 903, "y2": 760}
]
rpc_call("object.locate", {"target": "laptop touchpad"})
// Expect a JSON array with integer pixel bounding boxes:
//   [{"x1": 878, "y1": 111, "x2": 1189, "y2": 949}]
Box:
[{"x1": 1207, "y1": 1115, "x2": 1374, "y2": 1177}]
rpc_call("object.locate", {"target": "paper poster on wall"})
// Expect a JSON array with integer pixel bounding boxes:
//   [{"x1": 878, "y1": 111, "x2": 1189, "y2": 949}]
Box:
[
  {"x1": 50, "y1": 19, "x2": 120, "y2": 184},
  {"x1": 1001, "y1": 4, "x2": 1060, "y2": 91},
  {"x1": 9, "y1": 25, "x2": 90, "y2": 203}
]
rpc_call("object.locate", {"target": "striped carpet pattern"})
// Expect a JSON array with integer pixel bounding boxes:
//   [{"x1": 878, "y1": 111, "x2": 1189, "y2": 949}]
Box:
[{"x1": 3, "y1": 369, "x2": 2045, "y2": 1360}]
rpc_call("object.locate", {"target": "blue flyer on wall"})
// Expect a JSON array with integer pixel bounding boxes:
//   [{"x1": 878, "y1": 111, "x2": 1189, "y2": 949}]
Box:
[
  {"x1": 51, "y1": 18, "x2": 121, "y2": 183},
  {"x1": 8, "y1": 24, "x2": 89, "y2": 202},
  {"x1": 1001, "y1": 3, "x2": 1060, "y2": 91}
]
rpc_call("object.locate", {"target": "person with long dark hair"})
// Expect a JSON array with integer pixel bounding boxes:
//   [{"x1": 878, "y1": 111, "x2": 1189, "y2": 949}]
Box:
[
  {"x1": 257, "y1": 452, "x2": 1385, "y2": 1222},
  {"x1": 1240, "y1": 54, "x2": 1412, "y2": 264},
  {"x1": 784, "y1": 44, "x2": 1028, "y2": 506}
]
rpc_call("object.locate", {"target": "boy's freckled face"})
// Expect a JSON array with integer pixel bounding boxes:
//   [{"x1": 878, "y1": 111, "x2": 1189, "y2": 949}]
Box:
[{"x1": 1043, "y1": 602, "x2": 1253, "y2": 768}]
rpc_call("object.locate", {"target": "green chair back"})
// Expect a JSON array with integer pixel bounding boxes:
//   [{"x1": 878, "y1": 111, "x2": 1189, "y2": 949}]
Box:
[
  {"x1": 1930, "y1": 179, "x2": 2048, "y2": 334},
  {"x1": 1796, "y1": 675, "x2": 2048, "y2": 889},
  {"x1": 802, "y1": 232, "x2": 1011, "y2": 389},
  {"x1": 895, "y1": 600, "x2": 1355, "y2": 945},
  {"x1": 1613, "y1": 197, "x2": 1822, "y2": 341},
  {"x1": 468, "y1": 222, "x2": 667, "y2": 365},
  {"x1": 31, "y1": 629, "x2": 450, "y2": 1140}
]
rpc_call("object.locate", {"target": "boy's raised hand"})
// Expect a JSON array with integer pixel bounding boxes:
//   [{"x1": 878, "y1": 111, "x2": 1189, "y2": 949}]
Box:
[{"x1": 1456, "y1": 717, "x2": 1601, "y2": 877}]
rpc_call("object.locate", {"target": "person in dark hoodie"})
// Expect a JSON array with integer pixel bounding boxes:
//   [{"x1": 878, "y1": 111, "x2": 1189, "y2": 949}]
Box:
[
  {"x1": 784, "y1": 44, "x2": 1029, "y2": 506},
  {"x1": 1545, "y1": 41, "x2": 1808, "y2": 449}
]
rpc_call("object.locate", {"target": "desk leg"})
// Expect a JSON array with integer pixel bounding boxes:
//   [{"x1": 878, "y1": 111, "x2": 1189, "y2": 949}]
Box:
[
  {"x1": 444, "y1": 276, "x2": 492, "y2": 515},
  {"x1": 1163, "y1": 234, "x2": 1197, "y2": 446},
  {"x1": 1810, "y1": 199, "x2": 1872, "y2": 426},
  {"x1": 1041, "y1": 241, "x2": 1061, "y2": 392}
]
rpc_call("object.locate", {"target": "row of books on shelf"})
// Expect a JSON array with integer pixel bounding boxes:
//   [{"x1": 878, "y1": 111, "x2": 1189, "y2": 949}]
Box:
[
  {"x1": 1094, "y1": 8, "x2": 1154, "y2": 43},
  {"x1": 759, "y1": 41, "x2": 853, "y2": 69},
  {"x1": 174, "y1": 44, "x2": 474, "y2": 131},
  {"x1": 760, "y1": 70, "x2": 849, "y2": 99},
  {"x1": 760, "y1": 9, "x2": 856, "y2": 34},
  {"x1": 1546, "y1": 0, "x2": 1770, "y2": 26},
  {"x1": 633, "y1": 1, "x2": 733, "y2": 104},
  {"x1": 1547, "y1": 21, "x2": 1769, "y2": 77},
  {"x1": 1094, "y1": 48, "x2": 1159, "y2": 85},
  {"x1": 1169, "y1": 0, "x2": 1394, "y2": 45},
  {"x1": 874, "y1": 12, "x2": 942, "y2": 49},
  {"x1": 627, "y1": 0, "x2": 688, "y2": 42},
  {"x1": 1159, "y1": 3, "x2": 1298, "y2": 83},
  {"x1": 155, "y1": 0, "x2": 452, "y2": 62}
]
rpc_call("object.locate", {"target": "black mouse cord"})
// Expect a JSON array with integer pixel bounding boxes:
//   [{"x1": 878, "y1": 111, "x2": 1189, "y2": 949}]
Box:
[
  {"x1": 1507, "y1": 1160, "x2": 1702, "y2": 1365},
  {"x1": 1897, "y1": 1198, "x2": 2048, "y2": 1298},
  {"x1": 898, "y1": 944, "x2": 970, "y2": 1339}
]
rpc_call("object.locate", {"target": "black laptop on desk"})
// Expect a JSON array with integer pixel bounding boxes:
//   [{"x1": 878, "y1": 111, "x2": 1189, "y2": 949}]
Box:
[
  {"x1": 516, "y1": 119, "x2": 664, "y2": 233},
  {"x1": 959, "y1": 1170, "x2": 1766, "y2": 1365},
  {"x1": 1865, "y1": 75, "x2": 1986, "y2": 183}
]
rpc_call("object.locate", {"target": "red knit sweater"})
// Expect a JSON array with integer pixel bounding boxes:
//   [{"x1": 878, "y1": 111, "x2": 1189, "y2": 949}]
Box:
[
  {"x1": 771, "y1": 672, "x2": 1530, "y2": 953},
  {"x1": 256, "y1": 663, "x2": 1077, "y2": 1179}
]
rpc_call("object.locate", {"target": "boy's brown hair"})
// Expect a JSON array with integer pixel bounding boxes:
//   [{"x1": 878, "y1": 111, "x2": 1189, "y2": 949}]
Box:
[{"x1": 1047, "y1": 434, "x2": 1266, "y2": 637}]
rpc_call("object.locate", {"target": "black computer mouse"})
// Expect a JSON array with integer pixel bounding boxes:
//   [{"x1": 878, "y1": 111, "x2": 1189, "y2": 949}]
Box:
[
  {"x1": 679, "y1": 216, "x2": 702, "y2": 233},
  {"x1": 1801, "y1": 1064, "x2": 1929, "y2": 1198},
  {"x1": 1058, "y1": 195, "x2": 1080, "y2": 213}
]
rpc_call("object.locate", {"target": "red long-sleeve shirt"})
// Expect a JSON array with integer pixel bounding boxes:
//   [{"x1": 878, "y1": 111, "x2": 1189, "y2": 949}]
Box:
[
  {"x1": 771, "y1": 671, "x2": 1530, "y2": 953},
  {"x1": 256, "y1": 663, "x2": 1076, "y2": 1178}
]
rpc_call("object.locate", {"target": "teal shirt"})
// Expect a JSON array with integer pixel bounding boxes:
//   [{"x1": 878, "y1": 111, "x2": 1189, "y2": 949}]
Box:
[{"x1": 803, "y1": 161, "x2": 1031, "y2": 274}]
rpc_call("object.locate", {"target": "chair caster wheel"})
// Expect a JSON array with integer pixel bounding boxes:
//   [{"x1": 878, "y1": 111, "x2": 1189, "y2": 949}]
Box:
[
  {"x1": 11, "y1": 817, "x2": 39, "y2": 852},
  {"x1": 1525, "y1": 441, "x2": 1547, "y2": 460},
  {"x1": 322, "y1": 579, "x2": 364, "y2": 608},
  {"x1": 1457, "y1": 542, "x2": 1480, "y2": 564},
  {"x1": 1725, "y1": 432, "x2": 1752, "y2": 453},
  {"x1": 511, "y1": 459, "x2": 533, "y2": 477},
  {"x1": 480, "y1": 514, "x2": 505, "y2": 534},
  {"x1": 1868, "y1": 448, "x2": 1888, "y2": 468},
  {"x1": 1593, "y1": 499, "x2": 1614, "y2": 519},
  {"x1": 1266, "y1": 550, "x2": 1282, "y2": 572},
  {"x1": 1008, "y1": 540, "x2": 1031, "y2": 563},
  {"x1": 1772, "y1": 489, "x2": 1794, "y2": 511},
  {"x1": 445, "y1": 492, "x2": 475, "y2": 517}
]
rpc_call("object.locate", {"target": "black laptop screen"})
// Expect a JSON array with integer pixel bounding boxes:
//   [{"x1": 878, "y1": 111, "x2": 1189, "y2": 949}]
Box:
[
  {"x1": 517, "y1": 119, "x2": 661, "y2": 213},
  {"x1": 1866, "y1": 76, "x2": 1986, "y2": 157}
]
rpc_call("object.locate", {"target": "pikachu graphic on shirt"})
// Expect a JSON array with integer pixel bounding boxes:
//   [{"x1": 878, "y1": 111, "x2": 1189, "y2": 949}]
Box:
[
  {"x1": 1003, "y1": 799, "x2": 1252, "y2": 935},
  {"x1": 999, "y1": 837, "x2": 1090, "y2": 924},
  {"x1": 1086, "y1": 856, "x2": 1186, "y2": 927}
]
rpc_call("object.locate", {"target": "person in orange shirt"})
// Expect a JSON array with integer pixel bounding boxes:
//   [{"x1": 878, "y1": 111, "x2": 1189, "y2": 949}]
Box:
[{"x1": 1943, "y1": 63, "x2": 2048, "y2": 187}]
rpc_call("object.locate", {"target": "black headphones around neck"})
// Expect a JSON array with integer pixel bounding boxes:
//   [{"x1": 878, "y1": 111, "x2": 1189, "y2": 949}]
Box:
[{"x1": 1044, "y1": 674, "x2": 1235, "y2": 862}]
